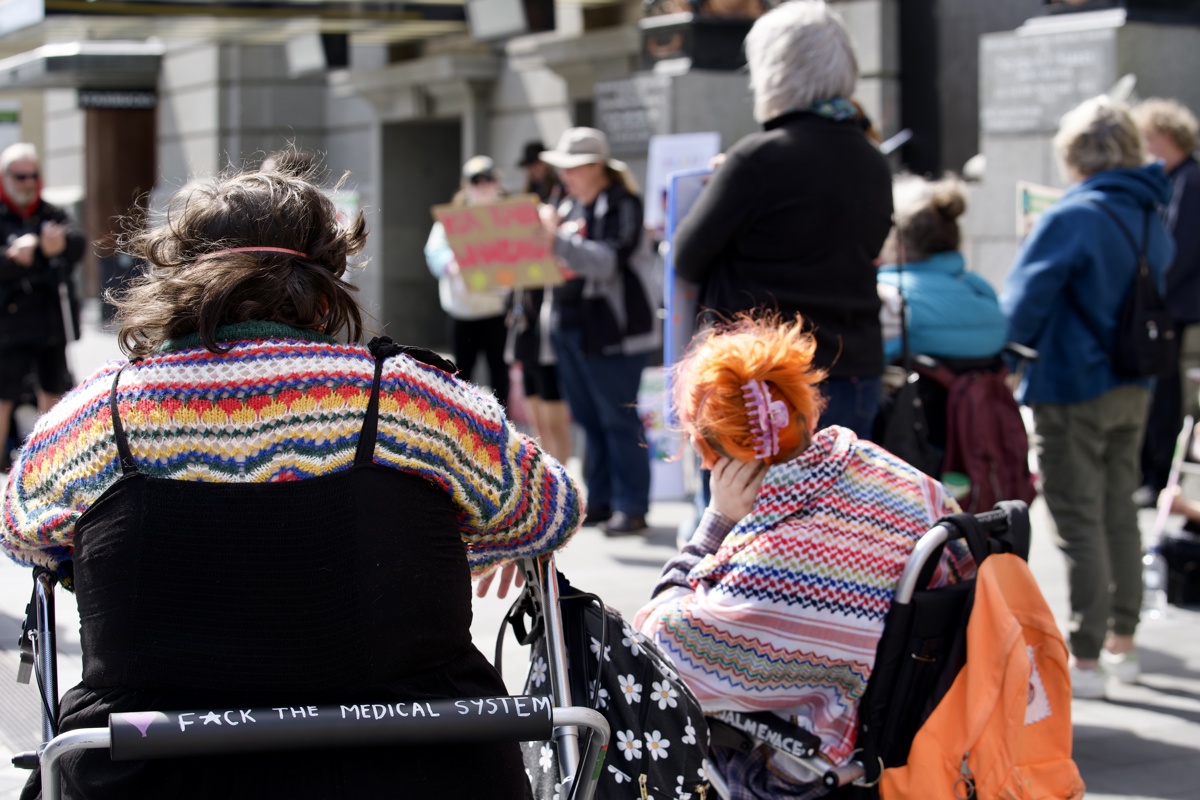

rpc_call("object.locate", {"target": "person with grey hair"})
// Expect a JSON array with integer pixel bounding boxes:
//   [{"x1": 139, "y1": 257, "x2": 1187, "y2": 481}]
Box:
[
  {"x1": 672, "y1": 0, "x2": 892, "y2": 439},
  {"x1": 1002, "y1": 96, "x2": 1175, "y2": 700},
  {"x1": 0, "y1": 142, "x2": 85, "y2": 470},
  {"x1": 1131, "y1": 98, "x2": 1200, "y2": 503}
]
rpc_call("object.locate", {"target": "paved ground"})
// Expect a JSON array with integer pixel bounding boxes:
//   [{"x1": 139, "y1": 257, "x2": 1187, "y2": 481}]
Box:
[{"x1": 1, "y1": 305, "x2": 1198, "y2": 798}]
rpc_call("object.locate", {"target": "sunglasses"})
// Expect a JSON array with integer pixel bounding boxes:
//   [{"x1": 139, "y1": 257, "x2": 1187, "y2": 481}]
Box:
[
  {"x1": 8, "y1": 172, "x2": 38, "y2": 181},
  {"x1": 468, "y1": 172, "x2": 495, "y2": 186}
]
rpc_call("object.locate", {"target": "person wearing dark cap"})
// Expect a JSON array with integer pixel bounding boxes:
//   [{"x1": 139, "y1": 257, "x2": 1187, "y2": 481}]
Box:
[
  {"x1": 425, "y1": 155, "x2": 511, "y2": 408},
  {"x1": 518, "y1": 140, "x2": 563, "y2": 204},
  {"x1": 507, "y1": 142, "x2": 571, "y2": 464}
]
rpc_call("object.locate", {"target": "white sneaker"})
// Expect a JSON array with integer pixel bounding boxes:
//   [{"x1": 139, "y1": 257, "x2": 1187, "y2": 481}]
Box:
[
  {"x1": 1070, "y1": 665, "x2": 1107, "y2": 700},
  {"x1": 1100, "y1": 649, "x2": 1140, "y2": 684}
]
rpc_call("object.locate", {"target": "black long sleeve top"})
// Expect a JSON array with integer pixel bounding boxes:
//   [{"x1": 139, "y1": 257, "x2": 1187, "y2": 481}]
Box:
[{"x1": 673, "y1": 112, "x2": 893, "y2": 378}]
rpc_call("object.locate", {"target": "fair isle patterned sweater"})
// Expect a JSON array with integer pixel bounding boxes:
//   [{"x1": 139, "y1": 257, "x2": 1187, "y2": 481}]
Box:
[
  {"x1": 1, "y1": 323, "x2": 582, "y2": 581},
  {"x1": 635, "y1": 426, "x2": 969, "y2": 776}
]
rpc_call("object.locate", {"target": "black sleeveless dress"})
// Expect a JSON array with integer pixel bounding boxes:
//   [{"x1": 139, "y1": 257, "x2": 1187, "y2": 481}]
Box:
[{"x1": 26, "y1": 340, "x2": 532, "y2": 799}]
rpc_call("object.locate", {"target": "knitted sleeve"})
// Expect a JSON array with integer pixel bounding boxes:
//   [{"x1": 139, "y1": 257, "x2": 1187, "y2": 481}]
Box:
[
  {"x1": 1, "y1": 361, "x2": 125, "y2": 580},
  {"x1": 374, "y1": 354, "x2": 583, "y2": 577},
  {"x1": 1, "y1": 344, "x2": 584, "y2": 582}
]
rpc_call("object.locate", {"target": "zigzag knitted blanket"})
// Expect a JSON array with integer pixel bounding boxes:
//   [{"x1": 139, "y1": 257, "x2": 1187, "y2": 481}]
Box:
[{"x1": 638, "y1": 426, "x2": 968, "y2": 775}]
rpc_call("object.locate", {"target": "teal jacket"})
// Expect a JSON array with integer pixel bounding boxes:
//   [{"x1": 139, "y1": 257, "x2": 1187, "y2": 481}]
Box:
[{"x1": 877, "y1": 251, "x2": 1007, "y2": 363}]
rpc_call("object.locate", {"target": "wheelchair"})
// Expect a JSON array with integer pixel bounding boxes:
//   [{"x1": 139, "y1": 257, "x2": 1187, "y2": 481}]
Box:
[
  {"x1": 12, "y1": 555, "x2": 609, "y2": 800},
  {"x1": 703, "y1": 501, "x2": 1032, "y2": 800}
]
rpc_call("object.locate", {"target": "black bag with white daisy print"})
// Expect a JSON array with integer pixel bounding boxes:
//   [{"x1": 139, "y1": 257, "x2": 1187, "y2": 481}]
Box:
[{"x1": 501, "y1": 572, "x2": 711, "y2": 799}]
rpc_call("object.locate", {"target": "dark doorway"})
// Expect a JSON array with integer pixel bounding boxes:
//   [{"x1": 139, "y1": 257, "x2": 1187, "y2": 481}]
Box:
[
  {"x1": 85, "y1": 107, "x2": 156, "y2": 304},
  {"x1": 380, "y1": 120, "x2": 462, "y2": 349}
]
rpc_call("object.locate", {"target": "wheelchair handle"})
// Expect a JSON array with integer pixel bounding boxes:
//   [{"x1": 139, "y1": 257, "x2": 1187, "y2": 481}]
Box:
[
  {"x1": 894, "y1": 504, "x2": 1022, "y2": 605},
  {"x1": 42, "y1": 700, "x2": 609, "y2": 800},
  {"x1": 971, "y1": 507, "x2": 1011, "y2": 533},
  {"x1": 1003, "y1": 341, "x2": 1039, "y2": 362}
]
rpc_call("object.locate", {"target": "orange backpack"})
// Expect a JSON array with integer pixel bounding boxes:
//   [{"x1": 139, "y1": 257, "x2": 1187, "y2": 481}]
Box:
[{"x1": 880, "y1": 552, "x2": 1085, "y2": 800}]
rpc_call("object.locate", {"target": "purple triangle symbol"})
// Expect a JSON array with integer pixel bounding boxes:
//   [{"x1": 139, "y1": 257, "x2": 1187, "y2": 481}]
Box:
[{"x1": 123, "y1": 712, "x2": 159, "y2": 738}]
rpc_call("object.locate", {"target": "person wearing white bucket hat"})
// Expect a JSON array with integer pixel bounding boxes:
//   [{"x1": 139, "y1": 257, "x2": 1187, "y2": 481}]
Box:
[
  {"x1": 539, "y1": 127, "x2": 629, "y2": 173},
  {"x1": 539, "y1": 127, "x2": 661, "y2": 535}
]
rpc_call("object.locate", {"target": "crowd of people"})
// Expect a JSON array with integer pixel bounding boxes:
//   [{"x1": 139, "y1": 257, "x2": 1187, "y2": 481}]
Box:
[{"x1": 1, "y1": 0, "x2": 1198, "y2": 796}]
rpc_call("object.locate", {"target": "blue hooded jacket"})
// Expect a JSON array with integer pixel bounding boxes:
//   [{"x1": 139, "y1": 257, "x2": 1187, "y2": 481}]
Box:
[
  {"x1": 878, "y1": 251, "x2": 1007, "y2": 363},
  {"x1": 1001, "y1": 165, "x2": 1175, "y2": 405}
]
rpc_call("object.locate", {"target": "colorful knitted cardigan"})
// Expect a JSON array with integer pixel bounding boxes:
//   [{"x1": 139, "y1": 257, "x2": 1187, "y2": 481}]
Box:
[
  {"x1": 636, "y1": 426, "x2": 969, "y2": 776},
  {"x1": 1, "y1": 322, "x2": 582, "y2": 582}
]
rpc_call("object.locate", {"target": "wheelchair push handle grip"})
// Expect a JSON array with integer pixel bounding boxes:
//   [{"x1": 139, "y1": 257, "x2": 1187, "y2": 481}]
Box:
[
  {"x1": 110, "y1": 696, "x2": 555, "y2": 761},
  {"x1": 1004, "y1": 341, "x2": 1039, "y2": 362},
  {"x1": 967, "y1": 507, "x2": 1010, "y2": 533}
]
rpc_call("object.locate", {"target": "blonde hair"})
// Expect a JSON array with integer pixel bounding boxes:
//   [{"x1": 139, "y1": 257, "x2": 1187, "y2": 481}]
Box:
[
  {"x1": 1054, "y1": 96, "x2": 1143, "y2": 178},
  {"x1": 1133, "y1": 97, "x2": 1199, "y2": 155},
  {"x1": 744, "y1": 1, "x2": 859, "y2": 124},
  {"x1": 604, "y1": 164, "x2": 640, "y2": 196}
]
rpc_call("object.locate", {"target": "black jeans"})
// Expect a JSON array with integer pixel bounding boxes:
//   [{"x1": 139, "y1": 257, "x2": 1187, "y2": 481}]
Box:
[{"x1": 450, "y1": 314, "x2": 510, "y2": 409}]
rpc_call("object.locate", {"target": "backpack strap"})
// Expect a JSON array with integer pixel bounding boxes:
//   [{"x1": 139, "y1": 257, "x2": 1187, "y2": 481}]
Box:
[
  {"x1": 1086, "y1": 199, "x2": 1147, "y2": 262},
  {"x1": 1065, "y1": 200, "x2": 1152, "y2": 361},
  {"x1": 355, "y1": 337, "x2": 459, "y2": 467},
  {"x1": 919, "y1": 503, "x2": 1033, "y2": 588}
]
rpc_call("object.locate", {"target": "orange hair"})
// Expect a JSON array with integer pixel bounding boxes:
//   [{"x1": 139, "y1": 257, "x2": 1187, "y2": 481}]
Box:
[{"x1": 673, "y1": 313, "x2": 827, "y2": 468}]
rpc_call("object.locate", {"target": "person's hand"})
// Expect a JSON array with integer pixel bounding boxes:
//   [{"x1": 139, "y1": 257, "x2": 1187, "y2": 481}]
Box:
[
  {"x1": 475, "y1": 561, "x2": 525, "y2": 599},
  {"x1": 709, "y1": 153, "x2": 727, "y2": 171},
  {"x1": 556, "y1": 260, "x2": 578, "y2": 280},
  {"x1": 539, "y1": 203, "x2": 561, "y2": 235},
  {"x1": 1163, "y1": 485, "x2": 1198, "y2": 520},
  {"x1": 5, "y1": 233, "x2": 38, "y2": 267},
  {"x1": 709, "y1": 456, "x2": 767, "y2": 522},
  {"x1": 40, "y1": 221, "x2": 66, "y2": 257}
]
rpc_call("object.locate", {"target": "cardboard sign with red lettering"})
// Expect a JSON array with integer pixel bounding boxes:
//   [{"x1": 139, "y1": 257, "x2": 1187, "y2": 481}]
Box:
[{"x1": 431, "y1": 195, "x2": 562, "y2": 290}]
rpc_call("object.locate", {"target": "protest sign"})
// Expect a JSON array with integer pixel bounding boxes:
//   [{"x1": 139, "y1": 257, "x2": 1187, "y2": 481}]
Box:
[
  {"x1": 663, "y1": 168, "x2": 712, "y2": 373},
  {"x1": 644, "y1": 132, "x2": 721, "y2": 233},
  {"x1": 1016, "y1": 181, "x2": 1064, "y2": 239},
  {"x1": 325, "y1": 190, "x2": 360, "y2": 229},
  {"x1": 431, "y1": 195, "x2": 562, "y2": 290}
]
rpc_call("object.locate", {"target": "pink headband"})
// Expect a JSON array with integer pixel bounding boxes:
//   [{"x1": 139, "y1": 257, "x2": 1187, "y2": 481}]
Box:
[
  {"x1": 196, "y1": 247, "x2": 307, "y2": 263},
  {"x1": 742, "y1": 379, "x2": 789, "y2": 460}
]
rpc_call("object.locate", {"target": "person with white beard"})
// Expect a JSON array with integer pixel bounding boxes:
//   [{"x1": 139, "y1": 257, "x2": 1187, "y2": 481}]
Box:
[{"x1": 0, "y1": 142, "x2": 85, "y2": 469}]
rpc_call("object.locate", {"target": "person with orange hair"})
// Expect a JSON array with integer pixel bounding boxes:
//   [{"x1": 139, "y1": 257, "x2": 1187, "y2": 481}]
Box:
[{"x1": 635, "y1": 313, "x2": 973, "y2": 799}]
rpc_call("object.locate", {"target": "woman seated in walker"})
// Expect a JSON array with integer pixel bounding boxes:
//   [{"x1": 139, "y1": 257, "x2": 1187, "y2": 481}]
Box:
[
  {"x1": 1, "y1": 155, "x2": 580, "y2": 799},
  {"x1": 635, "y1": 314, "x2": 973, "y2": 799}
]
